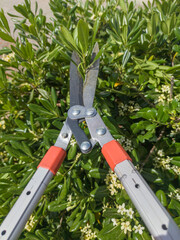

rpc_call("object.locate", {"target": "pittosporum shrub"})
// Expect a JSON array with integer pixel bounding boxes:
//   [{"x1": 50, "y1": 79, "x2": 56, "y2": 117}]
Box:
[{"x1": 0, "y1": 0, "x2": 180, "y2": 239}]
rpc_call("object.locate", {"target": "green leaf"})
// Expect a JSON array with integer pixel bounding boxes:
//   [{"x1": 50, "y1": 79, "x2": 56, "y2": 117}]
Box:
[
  {"x1": 168, "y1": 199, "x2": 180, "y2": 215},
  {"x1": 89, "y1": 168, "x2": 108, "y2": 179},
  {"x1": 0, "y1": 9, "x2": 10, "y2": 32},
  {"x1": 156, "y1": 190, "x2": 167, "y2": 206},
  {"x1": 171, "y1": 157, "x2": 180, "y2": 167},
  {"x1": 69, "y1": 214, "x2": 83, "y2": 232},
  {"x1": 174, "y1": 216, "x2": 180, "y2": 227},
  {"x1": 103, "y1": 208, "x2": 121, "y2": 219},
  {"x1": 133, "y1": 231, "x2": 151, "y2": 240},
  {"x1": 14, "y1": 119, "x2": 27, "y2": 130},
  {"x1": 0, "y1": 47, "x2": 12, "y2": 55},
  {"x1": 0, "y1": 30, "x2": 15, "y2": 42},
  {"x1": 122, "y1": 50, "x2": 131, "y2": 67},
  {"x1": 38, "y1": 89, "x2": 49, "y2": 99},
  {"x1": 98, "y1": 223, "x2": 125, "y2": 240},
  {"x1": 51, "y1": 87, "x2": 57, "y2": 107},
  {"x1": 90, "y1": 185, "x2": 109, "y2": 199},
  {"x1": 48, "y1": 201, "x2": 68, "y2": 212},
  {"x1": 77, "y1": 19, "x2": 89, "y2": 54},
  {"x1": 61, "y1": 26, "x2": 79, "y2": 52},
  {"x1": 67, "y1": 144, "x2": 77, "y2": 160},
  {"x1": 92, "y1": 18, "x2": 100, "y2": 46},
  {"x1": 28, "y1": 104, "x2": 54, "y2": 117},
  {"x1": 157, "y1": 106, "x2": 169, "y2": 123},
  {"x1": 44, "y1": 129, "x2": 59, "y2": 139},
  {"x1": 58, "y1": 178, "x2": 68, "y2": 202},
  {"x1": 67, "y1": 205, "x2": 80, "y2": 223},
  {"x1": 161, "y1": 21, "x2": 168, "y2": 34},
  {"x1": 174, "y1": 28, "x2": 180, "y2": 40},
  {"x1": 119, "y1": 0, "x2": 127, "y2": 13}
]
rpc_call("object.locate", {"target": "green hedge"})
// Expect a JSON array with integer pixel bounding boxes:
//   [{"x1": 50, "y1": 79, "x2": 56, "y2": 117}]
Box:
[{"x1": 0, "y1": 0, "x2": 180, "y2": 239}]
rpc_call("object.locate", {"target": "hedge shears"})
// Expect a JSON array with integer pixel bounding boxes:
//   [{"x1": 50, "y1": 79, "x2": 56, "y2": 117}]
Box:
[{"x1": 0, "y1": 43, "x2": 179, "y2": 240}]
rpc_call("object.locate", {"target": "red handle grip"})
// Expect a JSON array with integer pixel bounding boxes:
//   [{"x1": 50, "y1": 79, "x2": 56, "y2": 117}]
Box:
[
  {"x1": 38, "y1": 146, "x2": 66, "y2": 175},
  {"x1": 101, "y1": 140, "x2": 132, "y2": 171}
]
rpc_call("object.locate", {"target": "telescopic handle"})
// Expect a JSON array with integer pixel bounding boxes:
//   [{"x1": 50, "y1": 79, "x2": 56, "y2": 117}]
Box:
[
  {"x1": 0, "y1": 146, "x2": 66, "y2": 240},
  {"x1": 102, "y1": 140, "x2": 180, "y2": 240}
]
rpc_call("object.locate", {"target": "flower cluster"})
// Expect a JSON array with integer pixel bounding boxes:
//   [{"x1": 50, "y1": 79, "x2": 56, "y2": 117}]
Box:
[
  {"x1": 0, "y1": 151, "x2": 8, "y2": 162},
  {"x1": 154, "y1": 149, "x2": 180, "y2": 175},
  {"x1": 66, "y1": 194, "x2": 76, "y2": 211},
  {"x1": 110, "y1": 203, "x2": 145, "y2": 235},
  {"x1": 118, "y1": 101, "x2": 140, "y2": 116},
  {"x1": 155, "y1": 84, "x2": 171, "y2": 104},
  {"x1": 80, "y1": 223, "x2": 97, "y2": 240},
  {"x1": 2, "y1": 53, "x2": 15, "y2": 62},
  {"x1": 117, "y1": 136, "x2": 133, "y2": 152},
  {"x1": 105, "y1": 169, "x2": 124, "y2": 196},
  {"x1": 0, "y1": 119, "x2": 6, "y2": 129},
  {"x1": 170, "y1": 122, "x2": 180, "y2": 137},
  {"x1": 168, "y1": 189, "x2": 180, "y2": 201}
]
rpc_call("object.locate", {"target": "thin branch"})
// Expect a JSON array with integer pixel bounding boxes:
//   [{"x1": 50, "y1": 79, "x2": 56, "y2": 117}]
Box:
[
  {"x1": 140, "y1": 127, "x2": 165, "y2": 169},
  {"x1": 131, "y1": 87, "x2": 155, "y2": 107},
  {"x1": 170, "y1": 76, "x2": 174, "y2": 100}
]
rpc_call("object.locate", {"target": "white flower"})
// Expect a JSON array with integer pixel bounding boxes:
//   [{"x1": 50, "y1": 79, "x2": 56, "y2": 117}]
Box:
[
  {"x1": 111, "y1": 218, "x2": 118, "y2": 226},
  {"x1": 67, "y1": 194, "x2": 72, "y2": 202},
  {"x1": 134, "y1": 224, "x2": 145, "y2": 235},
  {"x1": 102, "y1": 202, "x2": 109, "y2": 212},
  {"x1": 24, "y1": 215, "x2": 38, "y2": 232},
  {"x1": 80, "y1": 223, "x2": 97, "y2": 240},
  {"x1": 162, "y1": 85, "x2": 170, "y2": 93},
  {"x1": 126, "y1": 208, "x2": 134, "y2": 219},
  {"x1": 2, "y1": 52, "x2": 15, "y2": 62},
  {"x1": 117, "y1": 203, "x2": 126, "y2": 215},
  {"x1": 105, "y1": 169, "x2": 124, "y2": 195},
  {"x1": 70, "y1": 138, "x2": 76, "y2": 146},
  {"x1": 157, "y1": 150, "x2": 164, "y2": 157},
  {"x1": 121, "y1": 221, "x2": 132, "y2": 234}
]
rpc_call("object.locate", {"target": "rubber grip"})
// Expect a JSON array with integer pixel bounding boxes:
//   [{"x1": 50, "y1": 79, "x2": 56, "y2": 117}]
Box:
[
  {"x1": 38, "y1": 146, "x2": 66, "y2": 175},
  {"x1": 101, "y1": 140, "x2": 132, "y2": 171}
]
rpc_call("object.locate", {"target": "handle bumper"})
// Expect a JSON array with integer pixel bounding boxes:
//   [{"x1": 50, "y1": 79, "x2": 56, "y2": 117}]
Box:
[
  {"x1": 38, "y1": 146, "x2": 66, "y2": 175},
  {"x1": 101, "y1": 140, "x2": 132, "y2": 171}
]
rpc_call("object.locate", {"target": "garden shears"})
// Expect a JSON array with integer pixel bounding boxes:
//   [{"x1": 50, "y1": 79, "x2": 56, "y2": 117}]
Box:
[{"x1": 0, "y1": 43, "x2": 180, "y2": 240}]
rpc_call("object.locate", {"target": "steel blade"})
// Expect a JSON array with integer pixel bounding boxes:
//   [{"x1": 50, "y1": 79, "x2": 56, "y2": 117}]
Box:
[
  {"x1": 70, "y1": 52, "x2": 83, "y2": 107},
  {"x1": 83, "y1": 42, "x2": 100, "y2": 108}
]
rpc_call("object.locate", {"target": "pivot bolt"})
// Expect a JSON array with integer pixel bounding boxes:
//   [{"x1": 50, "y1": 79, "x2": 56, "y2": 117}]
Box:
[
  {"x1": 86, "y1": 108, "x2": 96, "y2": 117},
  {"x1": 62, "y1": 133, "x2": 68, "y2": 138},
  {"x1": 96, "y1": 127, "x2": 106, "y2": 136},
  {"x1": 72, "y1": 109, "x2": 80, "y2": 116},
  {"x1": 80, "y1": 141, "x2": 91, "y2": 152}
]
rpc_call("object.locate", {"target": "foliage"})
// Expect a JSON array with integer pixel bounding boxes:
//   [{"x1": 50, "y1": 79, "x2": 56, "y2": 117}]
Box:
[{"x1": 0, "y1": 0, "x2": 180, "y2": 239}]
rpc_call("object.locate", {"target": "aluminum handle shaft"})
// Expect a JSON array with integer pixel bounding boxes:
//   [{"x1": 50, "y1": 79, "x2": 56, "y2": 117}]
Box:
[
  {"x1": 114, "y1": 160, "x2": 180, "y2": 240},
  {"x1": 0, "y1": 168, "x2": 53, "y2": 240}
]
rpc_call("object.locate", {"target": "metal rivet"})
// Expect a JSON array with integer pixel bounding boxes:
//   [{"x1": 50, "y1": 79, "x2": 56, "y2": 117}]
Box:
[
  {"x1": 72, "y1": 109, "x2": 80, "y2": 116},
  {"x1": 96, "y1": 127, "x2": 106, "y2": 136},
  {"x1": 80, "y1": 141, "x2": 91, "y2": 152},
  {"x1": 62, "y1": 133, "x2": 68, "y2": 138},
  {"x1": 86, "y1": 108, "x2": 96, "y2": 117}
]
